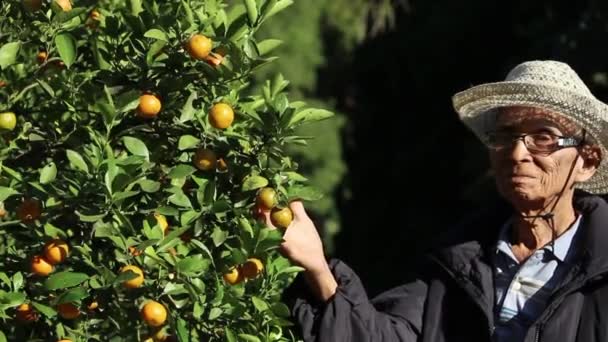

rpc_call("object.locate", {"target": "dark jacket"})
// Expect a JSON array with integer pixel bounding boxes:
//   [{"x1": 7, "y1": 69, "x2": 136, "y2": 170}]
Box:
[{"x1": 284, "y1": 195, "x2": 608, "y2": 341}]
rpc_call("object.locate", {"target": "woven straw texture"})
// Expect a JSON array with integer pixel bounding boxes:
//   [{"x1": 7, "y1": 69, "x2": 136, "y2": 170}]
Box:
[{"x1": 453, "y1": 60, "x2": 608, "y2": 194}]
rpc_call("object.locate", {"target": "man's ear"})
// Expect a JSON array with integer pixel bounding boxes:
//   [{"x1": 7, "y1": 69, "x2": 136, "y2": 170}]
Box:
[{"x1": 576, "y1": 145, "x2": 602, "y2": 182}]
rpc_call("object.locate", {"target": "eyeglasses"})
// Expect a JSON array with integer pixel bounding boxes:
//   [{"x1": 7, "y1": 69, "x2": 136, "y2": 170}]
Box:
[{"x1": 485, "y1": 131, "x2": 582, "y2": 154}]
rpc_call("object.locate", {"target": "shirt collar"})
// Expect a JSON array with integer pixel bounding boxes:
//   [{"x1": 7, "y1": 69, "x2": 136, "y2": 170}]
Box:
[{"x1": 496, "y1": 215, "x2": 582, "y2": 262}]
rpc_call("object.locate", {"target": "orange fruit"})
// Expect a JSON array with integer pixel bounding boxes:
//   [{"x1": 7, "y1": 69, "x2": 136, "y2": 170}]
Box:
[
  {"x1": 217, "y1": 158, "x2": 228, "y2": 172},
  {"x1": 128, "y1": 246, "x2": 142, "y2": 256},
  {"x1": 186, "y1": 34, "x2": 212, "y2": 60},
  {"x1": 86, "y1": 299, "x2": 99, "y2": 311},
  {"x1": 193, "y1": 148, "x2": 216, "y2": 171},
  {"x1": 204, "y1": 52, "x2": 224, "y2": 67},
  {"x1": 0, "y1": 112, "x2": 17, "y2": 131},
  {"x1": 154, "y1": 212, "x2": 169, "y2": 234},
  {"x1": 54, "y1": 0, "x2": 72, "y2": 11},
  {"x1": 16, "y1": 303, "x2": 38, "y2": 323},
  {"x1": 57, "y1": 303, "x2": 80, "y2": 319},
  {"x1": 57, "y1": 340, "x2": 72, "y2": 342},
  {"x1": 270, "y1": 207, "x2": 293, "y2": 229},
  {"x1": 17, "y1": 198, "x2": 41, "y2": 223},
  {"x1": 223, "y1": 266, "x2": 243, "y2": 285},
  {"x1": 208, "y1": 103, "x2": 234, "y2": 129},
  {"x1": 0, "y1": 80, "x2": 7, "y2": 87},
  {"x1": 0, "y1": 202, "x2": 6, "y2": 218},
  {"x1": 121, "y1": 265, "x2": 144, "y2": 288},
  {"x1": 257, "y1": 187, "x2": 277, "y2": 210},
  {"x1": 141, "y1": 301, "x2": 168, "y2": 327},
  {"x1": 43, "y1": 239, "x2": 69, "y2": 264},
  {"x1": 31, "y1": 255, "x2": 53, "y2": 276},
  {"x1": 90, "y1": 9, "x2": 101, "y2": 20},
  {"x1": 37, "y1": 51, "x2": 47, "y2": 64},
  {"x1": 22, "y1": 0, "x2": 42, "y2": 12},
  {"x1": 241, "y1": 258, "x2": 264, "y2": 279},
  {"x1": 137, "y1": 94, "x2": 162, "y2": 119}
]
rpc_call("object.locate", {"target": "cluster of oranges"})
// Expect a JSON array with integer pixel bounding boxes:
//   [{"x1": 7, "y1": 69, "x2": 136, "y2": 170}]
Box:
[
  {"x1": 255, "y1": 187, "x2": 294, "y2": 229},
  {"x1": 30, "y1": 239, "x2": 69, "y2": 277},
  {"x1": 222, "y1": 257, "x2": 265, "y2": 285}
]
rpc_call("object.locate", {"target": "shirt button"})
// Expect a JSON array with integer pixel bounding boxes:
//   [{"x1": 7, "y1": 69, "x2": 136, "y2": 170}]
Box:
[{"x1": 512, "y1": 280, "x2": 522, "y2": 291}]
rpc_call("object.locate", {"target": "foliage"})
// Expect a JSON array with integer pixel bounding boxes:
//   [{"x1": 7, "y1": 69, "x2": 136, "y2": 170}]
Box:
[{"x1": 0, "y1": 0, "x2": 333, "y2": 340}]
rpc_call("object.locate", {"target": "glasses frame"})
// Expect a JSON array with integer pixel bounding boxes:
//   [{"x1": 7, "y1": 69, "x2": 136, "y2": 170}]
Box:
[{"x1": 484, "y1": 131, "x2": 583, "y2": 154}]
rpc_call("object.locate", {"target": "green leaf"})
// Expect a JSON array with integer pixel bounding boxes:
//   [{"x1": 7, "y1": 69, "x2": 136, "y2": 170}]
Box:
[
  {"x1": 276, "y1": 265, "x2": 305, "y2": 275},
  {"x1": 211, "y1": 226, "x2": 228, "y2": 247},
  {"x1": 138, "y1": 179, "x2": 161, "y2": 193},
  {"x1": 286, "y1": 185, "x2": 323, "y2": 201},
  {"x1": 0, "y1": 330, "x2": 6, "y2": 342},
  {"x1": 251, "y1": 296, "x2": 269, "y2": 312},
  {"x1": 168, "y1": 165, "x2": 196, "y2": 179},
  {"x1": 144, "y1": 28, "x2": 168, "y2": 42},
  {"x1": 44, "y1": 223, "x2": 68, "y2": 240},
  {"x1": 208, "y1": 307, "x2": 222, "y2": 320},
  {"x1": 176, "y1": 317, "x2": 189, "y2": 342},
  {"x1": 31, "y1": 302, "x2": 57, "y2": 318},
  {"x1": 39, "y1": 162, "x2": 57, "y2": 184},
  {"x1": 55, "y1": 33, "x2": 77, "y2": 68},
  {"x1": 45, "y1": 272, "x2": 89, "y2": 290},
  {"x1": 176, "y1": 255, "x2": 210, "y2": 275},
  {"x1": 178, "y1": 135, "x2": 201, "y2": 151},
  {"x1": 0, "y1": 42, "x2": 21, "y2": 69},
  {"x1": 123, "y1": 137, "x2": 149, "y2": 160},
  {"x1": 56, "y1": 287, "x2": 88, "y2": 304},
  {"x1": 0, "y1": 292, "x2": 25, "y2": 309},
  {"x1": 243, "y1": 0, "x2": 259, "y2": 26},
  {"x1": 271, "y1": 302, "x2": 291, "y2": 317},
  {"x1": 225, "y1": 328, "x2": 237, "y2": 342},
  {"x1": 242, "y1": 175, "x2": 268, "y2": 191},
  {"x1": 66, "y1": 150, "x2": 89, "y2": 173},
  {"x1": 262, "y1": 0, "x2": 293, "y2": 21},
  {"x1": 77, "y1": 211, "x2": 107, "y2": 223},
  {"x1": 0, "y1": 187, "x2": 19, "y2": 202},
  {"x1": 168, "y1": 192, "x2": 192, "y2": 208},
  {"x1": 288, "y1": 108, "x2": 334, "y2": 126},
  {"x1": 36, "y1": 79, "x2": 55, "y2": 97},
  {"x1": 238, "y1": 334, "x2": 262, "y2": 342},
  {"x1": 179, "y1": 91, "x2": 197, "y2": 123},
  {"x1": 257, "y1": 39, "x2": 283, "y2": 55},
  {"x1": 283, "y1": 171, "x2": 308, "y2": 182}
]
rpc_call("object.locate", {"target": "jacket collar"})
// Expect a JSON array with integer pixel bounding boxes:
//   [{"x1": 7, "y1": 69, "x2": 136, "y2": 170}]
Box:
[{"x1": 432, "y1": 193, "x2": 608, "y2": 285}]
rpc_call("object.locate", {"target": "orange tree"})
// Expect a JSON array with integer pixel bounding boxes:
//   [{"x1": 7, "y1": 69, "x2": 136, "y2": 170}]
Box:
[{"x1": 0, "y1": 0, "x2": 333, "y2": 341}]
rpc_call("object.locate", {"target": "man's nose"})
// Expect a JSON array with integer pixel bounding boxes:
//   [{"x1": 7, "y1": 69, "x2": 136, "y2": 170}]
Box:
[{"x1": 506, "y1": 138, "x2": 532, "y2": 161}]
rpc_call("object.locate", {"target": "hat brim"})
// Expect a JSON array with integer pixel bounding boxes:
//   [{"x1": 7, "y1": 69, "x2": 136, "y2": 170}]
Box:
[{"x1": 453, "y1": 81, "x2": 608, "y2": 194}]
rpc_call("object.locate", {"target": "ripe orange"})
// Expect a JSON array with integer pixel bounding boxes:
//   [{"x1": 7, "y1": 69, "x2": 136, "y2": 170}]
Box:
[
  {"x1": 31, "y1": 255, "x2": 53, "y2": 276},
  {"x1": 137, "y1": 94, "x2": 161, "y2": 117},
  {"x1": 270, "y1": 207, "x2": 293, "y2": 229},
  {"x1": 54, "y1": 0, "x2": 72, "y2": 11},
  {"x1": 217, "y1": 158, "x2": 228, "y2": 172},
  {"x1": 43, "y1": 239, "x2": 69, "y2": 264},
  {"x1": 16, "y1": 303, "x2": 38, "y2": 322},
  {"x1": 86, "y1": 299, "x2": 99, "y2": 311},
  {"x1": 37, "y1": 51, "x2": 47, "y2": 64},
  {"x1": 22, "y1": 0, "x2": 42, "y2": 12},
  {"x1": 193, "y1": 148, "x2": 216, "y2": 171},
  {"x1": 223, "y1": 267, "x2": 243, "y2": 285},
  {"x1": 129, "y1": 246, "x2": 142, "y2": 256},
  {"x1": 90, "y1": 9, "x2": 101, "y2": 20},
  {"x1": 137, "y1": 94, "x2": 162, "y2": 119},
  {"x1": 17, "y1": 198, "x2": 41, "y2": 223},
  {"x1": 204, "y1": 52, "x2": 224, "y2": 67},
  {"x1": 241, "y1": 258, "x2": 264, "y2": 279},
  {"x1": 121, "y1": 265, "x2": 144, "y2": 288},
  {"x1": 57, "y1": 303, "x2": 80, "y2": 319},
  {"x1": 257, "y1": 188, "x2": 277, "y2": 210},
  {"x1": 186, "y1": 34, "x2": 212, "y2": 60},
  {"x1": 0, "y1": 112, "x2": 17, "y2": 131},
  {"x1": 141, "y1": 301, "x2": 168, "y2": 327},
  {"x1": 208, "y1": 103, "x2": 234, "y2": 129}
]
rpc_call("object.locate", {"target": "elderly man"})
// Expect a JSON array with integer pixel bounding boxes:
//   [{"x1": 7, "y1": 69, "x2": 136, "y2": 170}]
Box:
[{"x1": 263, "y1": 60, "x2": 608, "y2": 341}]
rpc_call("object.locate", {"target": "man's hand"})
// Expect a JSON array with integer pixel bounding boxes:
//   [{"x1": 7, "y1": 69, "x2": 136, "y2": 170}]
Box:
[{"x1": 262, "y1": 201, "x2": 338, "y2": 301}]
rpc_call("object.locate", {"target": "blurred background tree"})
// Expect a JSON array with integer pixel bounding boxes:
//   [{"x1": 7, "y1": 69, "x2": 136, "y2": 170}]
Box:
[{"x1": 252, "y1": 0, "x2": 608, "y2": 295}]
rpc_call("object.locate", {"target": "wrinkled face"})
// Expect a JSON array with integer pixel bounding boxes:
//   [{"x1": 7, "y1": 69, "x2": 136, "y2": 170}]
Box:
[{"x1": 488, "y1": 106, "x2": 599, "y2": 208}]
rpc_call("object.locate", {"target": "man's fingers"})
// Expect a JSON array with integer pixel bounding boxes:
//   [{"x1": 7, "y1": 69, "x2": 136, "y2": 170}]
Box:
[
  {"x1": 261, "y1": 209, "x2": 277, "y2": 229},
  {"x1": 289, "y1": 200, "x2": 307, "y2": 219}
]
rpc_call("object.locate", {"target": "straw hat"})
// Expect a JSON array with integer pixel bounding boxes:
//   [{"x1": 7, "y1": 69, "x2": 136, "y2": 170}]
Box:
[{"x1": 452, "y1": 60, "x2": 608, "y2": 194}]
